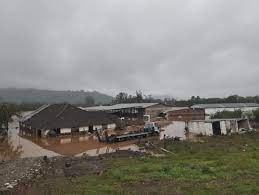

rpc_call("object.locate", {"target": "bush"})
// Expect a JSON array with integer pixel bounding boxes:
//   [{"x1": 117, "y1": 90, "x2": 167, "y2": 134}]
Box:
[
  {"x1": 211, "y1": 110, "x2": 242, "y2": 119},
  {"x1": 252, "y1": 109, "x2": 259, "y2": 122}
]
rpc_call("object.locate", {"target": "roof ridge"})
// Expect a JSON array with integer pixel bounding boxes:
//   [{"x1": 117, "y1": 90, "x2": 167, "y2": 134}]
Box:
[
  {"x1": 55, "y1": 104, "x2": 69, "y2": 119},
  {"x1": 21, "y1": 104, "x2": 50, "y2": 122},
  {"x1": 40, "y1": 104, "x2": 71, "y2": 129}
]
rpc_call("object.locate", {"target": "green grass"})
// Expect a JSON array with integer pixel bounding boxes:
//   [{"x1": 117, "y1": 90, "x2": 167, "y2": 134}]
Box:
[{"x1": 31, "y1": 132, "x2": 259, "y2": 194}]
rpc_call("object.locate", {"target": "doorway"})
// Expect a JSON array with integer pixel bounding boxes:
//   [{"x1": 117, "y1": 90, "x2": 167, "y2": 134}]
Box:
[
  {"x1": 89, "y1": 125, "x2": 94, "y2": 133},
  {"x1": 212, "y1": 121, "x2": 221, "y2": 135}
]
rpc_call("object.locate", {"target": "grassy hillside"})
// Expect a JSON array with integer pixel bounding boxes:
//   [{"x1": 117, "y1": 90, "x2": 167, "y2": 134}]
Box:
[
  {"x1": 0, "y1": 88, "x2": 113, "y2": 105},
  {"x1": 28, "y1": 132, "x2": 259, "y2": 194}
]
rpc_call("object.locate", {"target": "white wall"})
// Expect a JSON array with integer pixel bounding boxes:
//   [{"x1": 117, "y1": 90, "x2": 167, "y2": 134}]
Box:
[
  {"x1": 79, "y1": 126, "x2": 89, "y2": 132},
  {"x1": 188, "y1": 120, "x2": 241, "y2": 136},
  {"x1": 93, "y1": 125, "x2": 102, "y2": 131},
  {"x1": 60, "y1": 128, "x2": 71, "y2": 134},
  {"x1": 107, "y1": 123, "x2": 116, "y2": 129},
  {"x1": 220, "y1": 121, "x2": 227, "y2": 134},
  {"x1": 188, "y1": 121, "x2": 213, "y2": 135}
]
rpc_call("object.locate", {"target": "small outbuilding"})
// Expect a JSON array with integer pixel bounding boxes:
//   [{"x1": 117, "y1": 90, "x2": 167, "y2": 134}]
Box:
[
  {"x1": 83, "y1": 103, "x2": 169, "y2": 120},
  {"x1": 185, "y1": 118, "x2": 252, "y2": 136},
  {"x1": 19, "y1": 104, "x2": 119, "y2": 137}
]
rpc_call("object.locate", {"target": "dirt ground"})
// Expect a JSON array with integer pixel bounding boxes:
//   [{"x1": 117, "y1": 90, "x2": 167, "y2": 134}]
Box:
[
  {"x1": 0, "y1": 157, "x2": 43, "y2": 193},
  {"x1": 0, "y1": 150, "x2": 143, "y2": 194}
]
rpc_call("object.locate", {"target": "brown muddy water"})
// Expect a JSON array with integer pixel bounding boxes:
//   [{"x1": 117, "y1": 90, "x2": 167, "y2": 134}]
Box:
[{"x1": 1, "y1": 117, "x2": 186, "y2": 160}]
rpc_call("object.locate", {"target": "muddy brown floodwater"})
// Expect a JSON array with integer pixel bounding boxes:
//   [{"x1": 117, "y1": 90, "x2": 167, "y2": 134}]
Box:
[
  {"x1": 1, "y1": 118, "x2": 142, "y2": 160},
  {"x1": 0, "y1": 117, "x2": 188, "y2": 160}
]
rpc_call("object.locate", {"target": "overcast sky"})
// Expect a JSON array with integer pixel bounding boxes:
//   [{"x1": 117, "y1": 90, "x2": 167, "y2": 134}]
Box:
[{"x1": 0, "y1": 0, "x2": 258, "y2": 98}]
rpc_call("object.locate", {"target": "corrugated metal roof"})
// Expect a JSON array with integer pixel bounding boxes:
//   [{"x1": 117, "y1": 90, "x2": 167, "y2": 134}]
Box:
[
  {"x1": 21, "y1": 104, "x2": 50, "y2": 122},
  {"x1": 191, "y1": 103, "x2": 259, "y2": 109},
  {"x1": 22, "y1": 104, "x2": 119, "y2": 129},
  {"x1": 164, "y1": 107, "x2": 189, "y2": 113},
  {"x1": 82, "y1": 103, "x2": 161, "y2": 111}
]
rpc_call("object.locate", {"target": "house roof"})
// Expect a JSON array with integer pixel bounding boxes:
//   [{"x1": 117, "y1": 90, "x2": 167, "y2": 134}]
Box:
[
  {"x1": 164, "y1": 107, "x2": 189, "y2": 113},
  {"x1": 191, "y1": 103, "x2": 259, "y2": 109},
  {"x1": 82, "y1": 103, "x2": 163, "y2": 111},
  {"x1": 22, "y1": 104, "x2": 119, "y2": 130}
]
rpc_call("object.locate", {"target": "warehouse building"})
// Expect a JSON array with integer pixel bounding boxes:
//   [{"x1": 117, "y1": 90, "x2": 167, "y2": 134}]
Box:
[
  {"x1": 83, "y1": 103, "x2": 169, "y2": 120},
  {"x1": 191, "y1": 103, "x2": 259, "y2": 117},
  {"x1": 19, "y1": 104, "x2": 119, "y2": 137}
]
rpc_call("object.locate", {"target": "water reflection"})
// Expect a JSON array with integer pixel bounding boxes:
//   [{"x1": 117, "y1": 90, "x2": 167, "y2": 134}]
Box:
[
  {"x1": 160, "y1": 121, "x2": 186, "y2": 140},
  {"x1": 0, "y1": 136, "x2": 23, "y2": 161},
  {"x1": 23, "y1": 134, "x2": 140, "y2": 156},
  {"x1": 8, "y1": 121, "x2": 58, "y2": 158}
]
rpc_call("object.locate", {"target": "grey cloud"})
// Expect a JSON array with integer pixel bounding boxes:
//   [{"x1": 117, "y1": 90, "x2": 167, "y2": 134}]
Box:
[{"x1": 0, "y1": 0, "x2": 258, "y2": 98}]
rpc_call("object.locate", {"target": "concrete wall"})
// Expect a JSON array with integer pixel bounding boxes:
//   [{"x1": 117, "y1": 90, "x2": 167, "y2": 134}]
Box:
[
  {"x1": 187, "y1": 119, "x2": 243, "y2": 136},
  {"x1": 220, "y1": 121, "x2": 227, "y2": 134},
  {"x1": 187, "y1": 121, "x2": 213, "y2": 135}
]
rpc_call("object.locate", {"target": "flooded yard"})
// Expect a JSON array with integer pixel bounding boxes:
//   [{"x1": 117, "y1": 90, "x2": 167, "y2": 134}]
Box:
[
  {"x1": 1, "y1": 119, "x2": 188, "y2": 160},
  {"x1": 1, "y1": 119, "x2": 142, "y2": 160}
]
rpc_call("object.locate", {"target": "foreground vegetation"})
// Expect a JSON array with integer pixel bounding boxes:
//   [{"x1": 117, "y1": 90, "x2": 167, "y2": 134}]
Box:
[{"x1": 29, "y1": 132, "x2": 259, "y2": 194}]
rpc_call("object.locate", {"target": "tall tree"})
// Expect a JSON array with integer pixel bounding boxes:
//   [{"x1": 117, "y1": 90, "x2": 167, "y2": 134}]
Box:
[
  {"x1": 135, "y1": 90, "x2": 143, "y2": 103},
  {"x1": 114, "y1": 92, "x2": 128, "y2": 104}
]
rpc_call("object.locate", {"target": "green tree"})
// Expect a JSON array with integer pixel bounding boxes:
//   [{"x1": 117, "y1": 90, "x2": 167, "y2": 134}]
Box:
[
  {"x1": 252, "y1": 109, "x2": 259, "y2": 122},
  {"x1": 0, "y1": 103, "x2": 18, "y2": 132},
  {"x1": 211, "y1": 110, "x2": 242, "y2": 119},
  {"x1": 114, "y1": 92, "x2": 128, "y2": 104},
  {"x1": 135, "y1": 90, "x2": 143, "y2": 103}
]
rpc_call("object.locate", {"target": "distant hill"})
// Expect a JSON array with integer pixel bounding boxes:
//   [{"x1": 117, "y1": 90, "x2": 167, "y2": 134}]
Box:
[{"x1": 0, "y1": 88, "x2": 113, "y2": 105}]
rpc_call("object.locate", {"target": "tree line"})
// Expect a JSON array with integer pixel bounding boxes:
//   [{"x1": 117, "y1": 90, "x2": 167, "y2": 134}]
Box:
[
  {"x1": 169, "y1": 95, "x2": 259, "y2": 107},
  {"x1": 112, "y1": 92, "x2": 259, "y2": 106},
  {"x1": 1, "y1": 93, "x2": 259, "y2": 132},
  {"x1": 112, "y1": 90, "x2": 157, "y2": 104}
]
